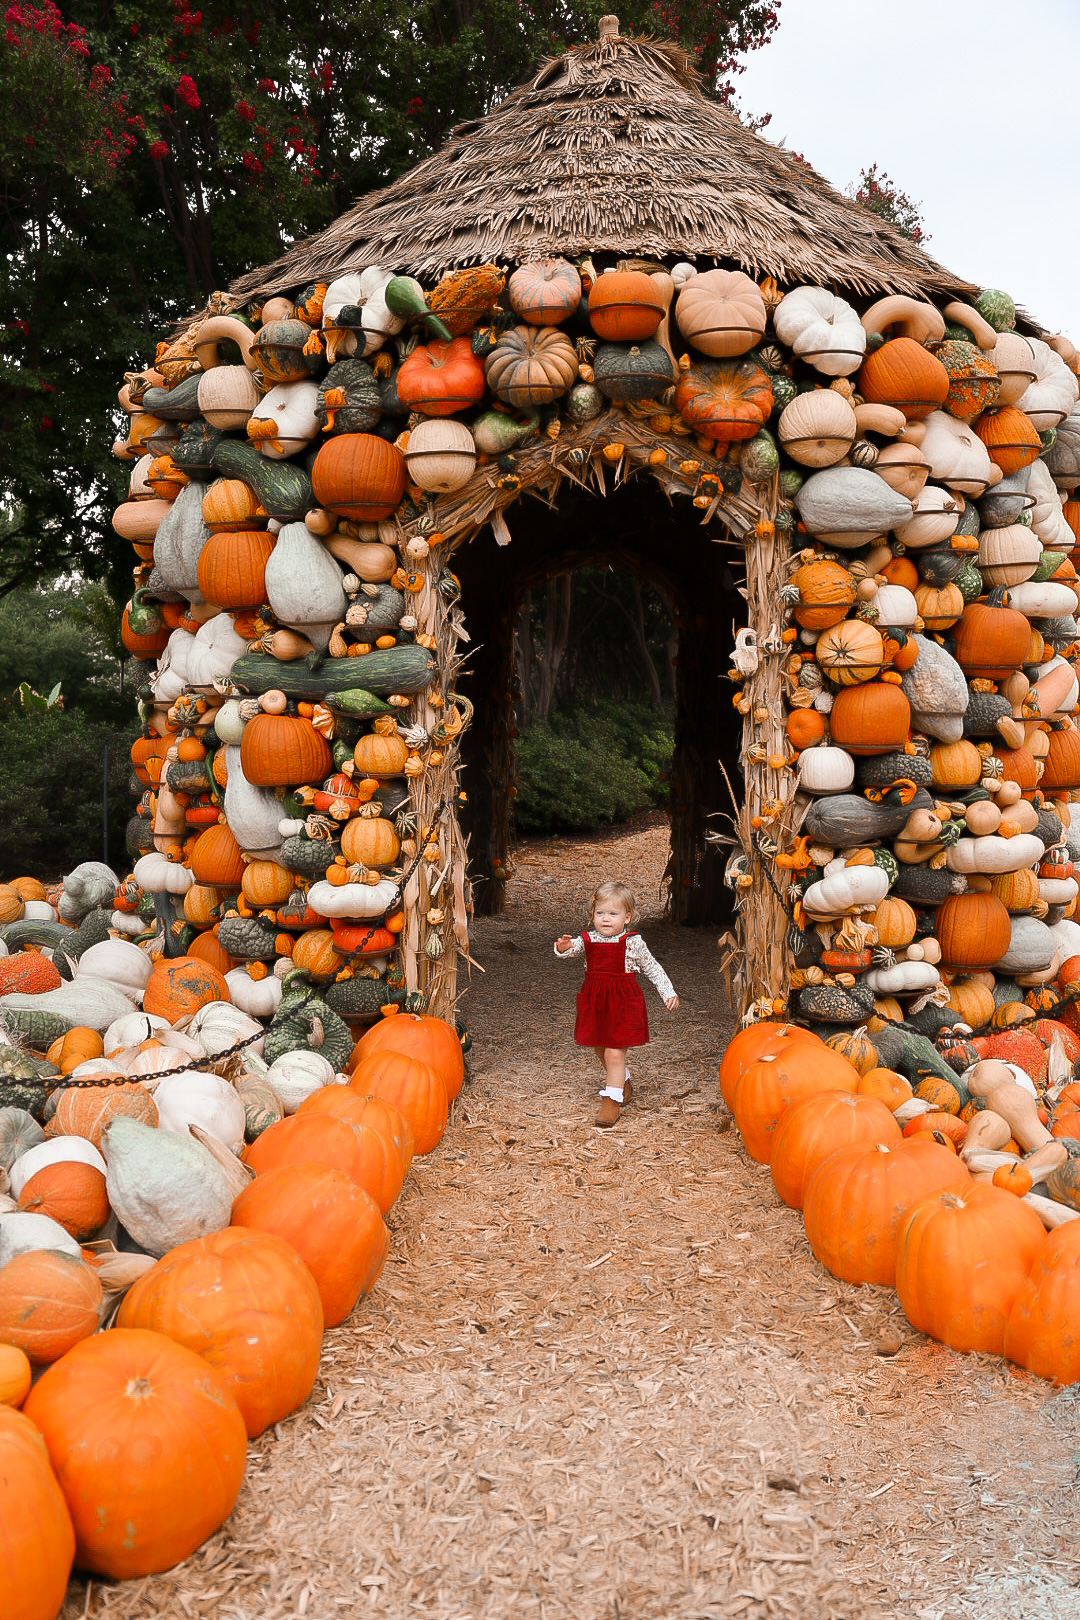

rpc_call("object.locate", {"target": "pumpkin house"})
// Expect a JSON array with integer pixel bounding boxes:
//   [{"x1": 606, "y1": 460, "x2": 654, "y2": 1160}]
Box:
[{"x1": 108, "y1": 15, "x2": 1080, "y2": 1062}]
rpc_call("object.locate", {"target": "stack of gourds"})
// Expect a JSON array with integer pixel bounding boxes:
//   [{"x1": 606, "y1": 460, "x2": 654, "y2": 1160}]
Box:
[{"x1": 0, "y1": 995, "x2": 464, "y2": 1616}]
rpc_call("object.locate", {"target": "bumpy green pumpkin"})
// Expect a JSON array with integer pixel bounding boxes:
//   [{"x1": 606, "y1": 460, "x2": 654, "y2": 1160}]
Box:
[
  {"x1": 323, "y1": 978, "x2": 404, "y2": 1019},
  {"x1": 316, "y1": 359, "x2": 383, "y2": 436},
  {"x1": 795, "y1": 982, "x2": 875, "y2": 1024},
  {"x1": 954, "y1": 560, "x2": 984, "y2": 601},
  {"x1": 54, "y1": 909, "x2": 114, "y2": 980},
  {"x1": 280, "y1": 836, "x2": 340, "y2": 878},
  {"x1": 740, "y1": 429, "x2": 780, "y2": 484},
  {"x1": 263, "y1": 971, "x2": 354, "y2": 1069},
  {"x1": 0, "y1": 920, "x2": 71, "y2": 952},
  {"x1": 166, "y1": 758, "x2": 211, "y2": 795},
  {"x1": 217, "y1": 915, "x2": 279, "y2": 960},
  {"x1": 592, "y1": 340, "x2": 674, "y2": 404},
  {"x1": 936, "y1": 339, "x2": 1000, "y2": 419},
  {"x1": 975, "y1": 288, "x2": 1016, "y2": 333}
]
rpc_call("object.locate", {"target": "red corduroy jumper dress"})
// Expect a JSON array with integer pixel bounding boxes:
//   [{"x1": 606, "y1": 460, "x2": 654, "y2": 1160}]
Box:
[{"x1": 573, "y1": 931, "x2": 650, "y2": 1048}]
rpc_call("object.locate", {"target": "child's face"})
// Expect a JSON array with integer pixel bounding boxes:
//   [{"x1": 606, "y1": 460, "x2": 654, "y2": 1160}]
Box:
[{"x1": 593, "y1": 899, "x2": 630, "y2": 936}]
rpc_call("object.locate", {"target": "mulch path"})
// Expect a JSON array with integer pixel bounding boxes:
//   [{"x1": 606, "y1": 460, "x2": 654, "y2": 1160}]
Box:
[{"x1": 64, "y1": 823, "x2": 1080, "y2": 1620}]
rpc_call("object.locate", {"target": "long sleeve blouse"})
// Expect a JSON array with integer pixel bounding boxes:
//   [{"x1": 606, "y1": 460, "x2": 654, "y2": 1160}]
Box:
[{"x1": 554, "y1": 930, "x2": 676, "y2": 1002}]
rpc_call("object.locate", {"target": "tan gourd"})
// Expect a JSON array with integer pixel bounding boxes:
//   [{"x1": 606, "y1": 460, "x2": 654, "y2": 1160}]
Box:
[
  {"x1": 853, "y1": 402, "x2": 907, "y2": 438},
  {"x1": 322, "y1": 534, "x2": 397, "y2": 581},
  {"x1": 942, "y1": 302, "x2": 999, "y2": 351},
  {"x1": 959, "y1": 1110, "x2": 1011, "y2": 1162},
  {"x1": 1022, "y1": 1192, "x2": 1080, "y2": 1229},
  {"x1": 861, "y1": 297, "x2": 946, "y2": 345},
  {"x1": 193, "y1": 314, "x2": 258, "y2": 372},
  {"x1": 965, "y1": 1063, "x2": 1051, "y2": 1152}
]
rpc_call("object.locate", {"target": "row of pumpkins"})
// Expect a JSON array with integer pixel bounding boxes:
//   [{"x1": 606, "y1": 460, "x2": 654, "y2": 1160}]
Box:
[
  {"x1": 719, "y1": 1021, "x2": 1080, "y2": 1386},
  {"x1": 0, "y1": 902, "x2": 465, "y2": 1620}
]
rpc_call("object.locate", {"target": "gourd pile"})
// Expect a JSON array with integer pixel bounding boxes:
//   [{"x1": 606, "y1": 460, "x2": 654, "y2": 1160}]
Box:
[{"x1": 0, "y1": 979, "x2": 463, "y2": 1614}]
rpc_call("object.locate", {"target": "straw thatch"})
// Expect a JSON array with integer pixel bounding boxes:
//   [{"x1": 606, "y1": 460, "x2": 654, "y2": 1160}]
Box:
[{"x1": 230, "y1": 27, "x2": 978, "y2": 305}]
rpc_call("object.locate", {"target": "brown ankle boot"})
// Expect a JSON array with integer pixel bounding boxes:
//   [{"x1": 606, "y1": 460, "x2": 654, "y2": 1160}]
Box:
[{"x1": 595, "y1": 1095, "x2": 621, "y2": 1128}]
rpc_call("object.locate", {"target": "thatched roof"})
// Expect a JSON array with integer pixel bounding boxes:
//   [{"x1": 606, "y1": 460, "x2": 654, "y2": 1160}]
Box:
[{"x1": 231, "y1": 26, "x2": 979, "y2": 307}]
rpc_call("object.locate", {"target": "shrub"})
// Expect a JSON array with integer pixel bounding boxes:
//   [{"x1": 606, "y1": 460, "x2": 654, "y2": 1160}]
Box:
[
  {"x1": 0, "y1": 709, "x2": 136, "y2": 877},
  {"x1": 513, "y1": 700, "x2": 673, "y2": 835}
]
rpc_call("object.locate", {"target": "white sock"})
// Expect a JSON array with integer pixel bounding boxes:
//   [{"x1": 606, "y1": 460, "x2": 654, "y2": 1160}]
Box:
[{"x1": 599, "y1": 1085, "x2": 624, "y2": 1103}]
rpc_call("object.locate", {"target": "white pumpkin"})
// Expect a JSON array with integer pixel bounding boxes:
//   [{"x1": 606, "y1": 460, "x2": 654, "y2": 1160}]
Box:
[
  {"x1": 225, "y1": 967, "x2": 283, "y2": 1018},
  {"x1": 214, "y1": 699, "x2": 248, "y2": 744},
  {"x1": 185, "y1": 611, "x2": 248, "y2": 687},
  {"x1": 132, "y1": 852, "x2": 194, "y2": 895},
  {"x1": 264, "y1": 522, "x2": 347, "y2": 653},
  {"x1": 306, "y1": 878, "x2": 401, "y2": 918},
  {"x1": 261, "y1": 1049, "x2": 339, "y2": 1113},
  {"x1": 102, "y1": 1115, "x2": 232, "y2": 1257},
  {"x1": 322, "y1": 268, "x2": 404, "y2": 360},
  {"x1": 76, "y1": 939, "x2": 153, "y2": 1002},
  {"x1": 223, "y1": 746, "x2": 283, "y2": 858},
  {"x1": 976, "y1": 524, "x2": 1042, "y2": 587},
  {"x1": 863, "y1": 960, "x2": 940, "y2": 995},
  {"x1": 892, "y1": 485, "x2": 960, "y2": 549},
  {"x1": 797, "y1": 746, "x2": 855, "y2": 795},
  {"x1": 150, "y1": 627, "x2": 196, "y2": 703},
  {"x1": 945, "y1": 833, "x2": 1044, "y2": 874},
  {"x1": 777, "y1": 391, "x2": 857, "y2": 467},
  {"x1": 1017, "y1": 338, "x2": 1079, "y2": 430},
  {"x1": 1050, "y1": 917, "x2": 1080, "y2": 962},
  {"x1": 22, "y1": 900, "x2": 58, "y2": 922},
  {"x1": 111, "y1": 909, "x2": 145, "y2": 936},
  {"x1": 794, "y1": 467, "x2": 913, "y2": 548},
  {"x1": 0, "y1": 1210, "x2": 82, "y2": 1265},
  {"x1": 873, "y1": 441, "x2": 932, "y2": 501},
  {"x1": 871, "y1": 583, "x2": 919, "y2": 628},
  {"x1": 1040, "y1": 877, "x2": 1079, "y2": 906},
  {"x1": 248, "y1": 378, "x2": 321, "y2": 458},
  {"x1": 995, "y1": 916, "x2": 1058, "y2": 975},
  {"x1": 801, "y1": 858, "x2": 890, "y2": 918},
  {"x1": 919, "y1": 411, "x2": 996, "y2": 496},
  {"x1": 8, "y1": 1135, "x2": 107, "y2": 1201},
  {"x1": 184, "y1": 1000, "x2": 264, "y2": 1058},
  {"x1": 197, "y1": 364, "x2": 259, "y2": 430},
  {"x1": 991, "y1": 332, "x2": 1038, "y2": 407},
  {"x1": 772, "y1": 286, "x2": 866, "y2": 377},
  {"x1": 153, "y1": 1072, "x2": 246, "y2": 1154},
  {"x1": 128, "y1": 452, "x2": 155, "y2": 498},
  {"x1": 403, "y1": 419, "x2": 478, "y2": 492},
  {"x1": 1004, "y1": 581, "x2": 1079, "y2": 620},
  {"x1": 1026, "y1": 458, "x2": 1074, "y2": 550},
  {"x1": 103, "y1": 1010, "x2": 172, "y2": 1054}
]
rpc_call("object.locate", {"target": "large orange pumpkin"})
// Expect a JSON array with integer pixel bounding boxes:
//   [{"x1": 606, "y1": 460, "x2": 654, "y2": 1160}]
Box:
[
  {"x1": 803, "y1": 1138, "x2": 971, "y2": 1287},
  {"x1": 348, "y1": 1050, "x2": 449, "y2": 1155},
  {"x1": 952, "y1": 596, "x2": 1032, "y2": 681},
  {"x1": 291, "y1": 1089, "x2": 405, "y2": 1211},
  {"x1": 311, "y1": 433, "x2": 406, "y2": 521},
  {"x1": 717, "y1": 1021, "x2": 823, "y2": 1111},
  {"x1": 395, "y1": 335, "x2": 486, "y2": 416},
  {"x1": 0, "y1": 1343, "x2": 32, "y2": 1407},
  {"x1": 190, "y1": 820, "x2": 247, "y2": 886},
  {"x1": 298, "y1": 1086, "x2": 415, "y2": 1175},
  {"x1": 17, "y1": 1159, "x2": 110, "y2": 1240},
  {"x1": 243, "y1": 1110, "x2": 370, "y2": 1181},
  {"x1": 936, "y1": 892, "x2": 1013, "y2": 969},
  {"x1": 0, "y1": 1404, "x2": 75, "y2": 1620},
  {"x1": 24, "y1": 1327, "x2": 247, "y2": 1578},
  {"x1": 858, "y1": 337, "x2": 949, "y2": 420},
  {"x1": 117, "y1": 1228, "x2": 323, "y2": 1438},
  {"x1": 895, "y1": 1183, "x2": 1045, "y2": 1356},
  {"x1": 674, "y1": 359, "x2": 773, "y2": 442},
  {"x1": 188, "y1": 928, "x2": 234, "y2": 975},
  {"x1": 0, "y1": 1250, "x2": 102, "y2": 1365},
  {"x1": 972, "y1": 405, "x2": 1043, "y2": 474},
  {"x1": 587, "y1": 270, "x2": 666, "y2": 341},
  {"x1": 240, "y1": 713, "x2": 333, "y2": 788},
  {"x1": 828, "y1": 682, "x2": 911, "y2": 756},
  {"x1": 1004, "y1": 1219, "x2": 1080, "y2": 1382},
  {"x1": 732, "y1": 1044, "x2": 860, "y2": 1164},
  {"x1": 350, "y1": 1012, "x2": 465, "y2": 1103},
  {"x1": 196, "y1": 527, "x2": 274, "y2": 608},
  {"x1": 142, "y1": 953, "x2": 230, "y2": 1022},
  {"x1": 769, "y1": 1090, "x2": 901, "y2": 1210},
  {"x1": 231, "y1": 1164, "x2": 388, "y2": 1326}
]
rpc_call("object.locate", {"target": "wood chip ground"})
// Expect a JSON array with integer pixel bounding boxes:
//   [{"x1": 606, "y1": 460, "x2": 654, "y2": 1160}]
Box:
[{"x1": 63, "y1": 823, "x2": 1080, "y2": 1620}]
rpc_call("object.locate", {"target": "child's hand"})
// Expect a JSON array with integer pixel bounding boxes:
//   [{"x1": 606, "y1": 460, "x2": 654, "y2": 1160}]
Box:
[
  {"x1": 555, "y1": 935, "x2": 573, "y2": 953},
  {"x1": 666, "y1": 994, "x2": 679, "y2": 1011}
]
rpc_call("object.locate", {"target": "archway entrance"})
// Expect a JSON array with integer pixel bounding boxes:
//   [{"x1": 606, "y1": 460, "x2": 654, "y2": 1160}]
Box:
[{"x1": 452, "y1": 478, "x2": 744, "y2": 924}]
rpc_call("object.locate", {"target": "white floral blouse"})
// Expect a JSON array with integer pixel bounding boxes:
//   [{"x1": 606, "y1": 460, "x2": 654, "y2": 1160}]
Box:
[{"x1": 554, "y1": 930, "x2": 676, "y2": 1002}]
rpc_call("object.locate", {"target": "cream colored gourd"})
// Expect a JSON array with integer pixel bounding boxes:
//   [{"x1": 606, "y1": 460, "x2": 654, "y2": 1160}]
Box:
[
  {"x1": 861, "y1": 297, "x2": 946, "y2": 344},
  {"x1": 0, "y1": 1211, "x2": 82, "y2": 1266},
  {"x1": 402, "y1": 419, "x2": 478, "y2": 492},
  {"x1": 1026, "y1": 458, "x2": 1074, "y2": 548},
  {"x1": 863, "y1": 960, "x2": 940, "y2": 994},
  {"x1": 223, "y1": 746, "x2": 283, "y2": 857},
  {"x1": 193, "y1": 314, "x2": 257, "y2": 372},
  {"x1": 7, "y1": 1136, "x2": 107, "y2": 1201},
  {"x1": 892, "y1": 485, "x2": 960, "y2": 549},
  {"x1": 248, "y1": 379, "x2": 321, "y2": 457},
  {"x1": 184, "y1": 1001, "x2": 265, "y2": 1058},
  {"x1": 184, "y1": 612, "x2": 248, "y2": 687},
  {"x1": 976, "y1": 525, "x2": 1042, "y2": 586},
  {"x1": 674, "y1": 268, "x2": 765, "y2": 356},
  {"x1": 214, "y1": 699, "x2": 248, "y2": 745},
  {"x1": 919, "y1": 411, "x2": 998, "y2": 495},
  {"x1": 225, "y1": 968, "x2": 283, "y2": 1019},
  {"x1": 132, "y1": 852, "x2": 195, "y2": 895},
  {"x1": 75, "y1": 940, "x2": 153, "y2": 1002},
  {"x1": 1017, "y1": 338, "x2": 1079, "y2": 430},
  {"x1": 873, "y1": 441, "x2": 932, "y2": 501},
  {"x1": 945, "y1": 834, "x2": 1044, "y2": 874},
  {"x1": 991, "y1": 332, "x2": 1038, "y2": 406},
  {"x1": 149, "y1": 627, "x2": 196, "y2": 704},
  {"x1": 58, "y1": 863, "x2": 118, "y2": 922},
  {"x1": 102, "y1": 1116, "x2": 233, "y2": 1257},
  {"x1": 772, "y1": 286, "x2": 866, "y2": 376},
  {"x1": 797, "y1": 746, "x2": 854, "y2": 794},
  {"x1": 777, "y1": 391, "x2": 857, "y2": 467},
  {"x1": 0, "y1": 979, "x2": 136, "y2": 1033},
  {"x1": 260, "y1": 1050, "x2": 338, "y2": 1113},
  {"x1": 322, "y1": 534, "x2": 397, "y2": 581},
  {"x1": 1004, "y1": 580, "x2": 1079, "y2": 619},
  {"x1": 153, "y1": 1073, "x2": 246, "y2": 1154},
  {"x1": 801, "y1": 858, "x2": 890, "y2": 918},
  {"x1": 197, "y1": 365, "x2": 259, "y2": 430},
  {"x1": 306, "y1": 878, "x2": 401, "y2": 918},
  {"x1": 871, "y1": 583, "x2": 918, "y2": 627},
  {"x1": 264, "y1": 523, "x2": 347, "y2": 652}
]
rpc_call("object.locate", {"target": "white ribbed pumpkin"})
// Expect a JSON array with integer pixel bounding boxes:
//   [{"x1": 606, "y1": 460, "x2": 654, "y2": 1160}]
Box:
[
  {"x1": 892, "y1": 485, "x2": 960, "y2": 549},
  {"x1": 403, "y1": 419, "x2": 478, "y2": 492},
  {"x1": 870, "y1": 583, "x2": 919, "y2": 628},
  {"x1": 261, "y1": 1050, "x2": 339, "y2": 1113},
  {"x1": 976, "y1": 524, "x2": 1042, "y2": 586},
  {"x1": 184, "y1": 1000, "x2": 264, "y2": 1058},
  {"x1": 133, "y1": 852, "x2": 195, "y2": 895},
  {"x1": 225, "y1": 967, "x2": 283, "y2": 1018},
  {"x1": 76, "y1": 939, "x2": 153, "y2": 1001},
  {"x1": 798, "y1": 746, "x2": 855, "y2": 795},
  {"x1": 777, "y1": 391, "x2": 857, "y2": 467},
  {"x1": 945, "y1": 833, "x2": 1044, "y2": 874},
  {"x1": 153, "y1": 1072, "x2": 246, "y2": 1154}
]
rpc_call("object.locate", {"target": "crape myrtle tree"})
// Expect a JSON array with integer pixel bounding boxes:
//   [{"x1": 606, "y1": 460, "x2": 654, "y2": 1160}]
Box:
[{"x1": 0, "y1": 0, "x2": 780, "y2": 595}]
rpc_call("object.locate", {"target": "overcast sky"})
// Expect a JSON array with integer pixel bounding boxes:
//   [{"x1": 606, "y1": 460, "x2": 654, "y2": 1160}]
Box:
[{"x1": 734, "y1": 0, "x2": 1080, "y2": 335}]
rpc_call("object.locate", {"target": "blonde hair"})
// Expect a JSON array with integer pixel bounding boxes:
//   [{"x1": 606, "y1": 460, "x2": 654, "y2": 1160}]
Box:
[{"x1": 590, "y1": 880, "x2": 636, "y2": 925}]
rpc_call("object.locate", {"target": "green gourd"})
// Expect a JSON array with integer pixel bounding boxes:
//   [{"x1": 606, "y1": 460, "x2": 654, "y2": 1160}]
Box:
[
  {"x1": 323, "y1": 978, "x2": 404, "y2": 1019},
  {"x1": 592, "y1": 340, "x2": 674, "y2": 403},
  {"x1": 211, "y1": 438, "x2": 313, "y2": 520},
  {"x1": 383, "y1": 277, "x2": 453, "y2": 342},
  {"x1": 217, "y1": 916, "x2": 279, "y2": 960},
  {"x1": 0, "y1": 920, "x2": 71, "y2": 952},
  {"x1": 325, "y1": 689, "x2": 394, "y2": 718},
  {"x1": 141, "y1": 375, "x2": 204, "y2": 420},
  {"x1": 171, "y1": 420, "x2": 225, "y2": 473},
  {"x1": 0, "y1": 1006, "x2": 72, "y2": 1047},
  {"x1": 869, "y1": 1025, "x2": 970, "y2": 1106},
  {"x1": 279, "y1": 836, "x2": 340, "y2": 878},
  {"x1": 166, "y1": 758, "x2": 211, "y2": 795},
  {"x1": 230, "y1": 644, "x2": 436, "y2": 700},
  {"x1": 263, "y1": 971, "x2": 353, "y2": 1069},
  {"x1": 54, "y1": 909, "x2": 114, "y2": 980}
]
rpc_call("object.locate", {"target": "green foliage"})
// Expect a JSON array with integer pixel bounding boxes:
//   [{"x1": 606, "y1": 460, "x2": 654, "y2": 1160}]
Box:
[
  {"x1": 514, "y1": 699, "x2": 673, "y2": 834},
  {"x1": 848, "y1": 163, "x2": 928, "y2": 246},
  {"x1": 0, "y1": 708, "x2": 136, "y2": 876},
  {"x1": 0, "y1": 582, "x2": 129, "y2": 723}
]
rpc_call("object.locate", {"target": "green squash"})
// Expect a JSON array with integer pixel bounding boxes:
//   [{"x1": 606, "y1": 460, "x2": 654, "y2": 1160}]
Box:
[
  {"x1": 323, "y1": 978, "x2": 404, "y2": 1020},
  {"x1": 230, "y1": 644, "x2": 436, "y2": 701},
  {"x1": 954, "y1": 560, "x2": 984, "y2": 602},
  {"x1": 171, "y1": 420, "x2": 225, "y2": 473},
  {"x1": 315, "y1": 359, "x2": 383, "y2": 436},
  {"x1": 592, "y1": 340, "x2": 674, "y2": 403},
  {"x1": 974, "y1": 288, "x2": 1016, "y2": 333},
  {"x1": 0, "y1": 920, "x2": 71, "y2": 952},
  {"x1": 141, "y1": 375, "x2": 204, "y2": 420},
  {"x1": 263, "y1": 971, "x2": 354, "y2": 1069},
  {"x1": 166, "y1": 758, "x2": 211, "y2": 794},
  {"x1": 210, "y1": 439, "x2": 313, "y2": 521},
  {"x1": 54, "y1": 909, "x2": 114, "y2": 980},
  {"x1": 280, "y1": 835, "x2": 340, "y2": 878},
  {"x1": 325, "y1": 688, "x2": 394, "y2": 718},
  {"x1": 0, "y1": 1007, "x2": 72, "y2": 1048},
  {"x1": 740, "y1": 429, "x2": 779, "y2": 485},
  {"x1": 217, "y1": 915, "x2": 279, "y2": 960}
]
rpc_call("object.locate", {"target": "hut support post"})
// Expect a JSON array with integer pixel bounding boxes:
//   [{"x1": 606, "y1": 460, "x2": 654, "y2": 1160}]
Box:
[{"x1": 737, "y1": 503, "x2": 792, "y2": 1017}]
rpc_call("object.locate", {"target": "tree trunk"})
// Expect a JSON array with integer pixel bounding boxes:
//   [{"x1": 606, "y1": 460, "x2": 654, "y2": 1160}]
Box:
[{"x1": 534, "y1": 575, "x2": 572, "y2": 720}]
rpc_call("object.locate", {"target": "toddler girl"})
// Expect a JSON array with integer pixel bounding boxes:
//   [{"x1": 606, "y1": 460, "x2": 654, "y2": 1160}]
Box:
[{"x1": 555, "y1": 880, "x2": 678, "y2": 1128}]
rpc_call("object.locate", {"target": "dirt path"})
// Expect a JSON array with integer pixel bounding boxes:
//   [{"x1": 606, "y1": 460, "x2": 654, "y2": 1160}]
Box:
[{"x1": 66, "y1": 825, "x2": 1080, "y2": 1620}]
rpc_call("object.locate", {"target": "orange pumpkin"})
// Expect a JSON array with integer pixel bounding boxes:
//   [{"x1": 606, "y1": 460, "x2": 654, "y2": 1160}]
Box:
[
  {"x1": 348, "y1": 1049, "x2": 448, "y2": 1155},
  {"x1": 17, "y1": 1160, "x2": 109, "y2": 1240},
  {"x1": 241, "y1": 713, "x2": 333, "y2": 788},
  {"x1": 117, "y1": 1229, "x2": 323, "y2": 1438},
  {"x1": 190, "y1": 821, "x2": 246, "y2": 886},
  {"x1": 231, "y1": 1164, "x2": 388, "y2": 1326},
  {"x1": 311, "y1": 433, "x2": 407, "y2": 522},
  {"x1": 241, "y1": 859, "x2": 295, "y2": 908},
  {"x1": 0, "y1": 1343, "x2": 32, "y2": 1407},
  {"x1": 827, "y1": 682, "x2": 911, "y2": 756},
  {"x1": 674, "y1": 359, "x2": 773, "y2": 443},
  {"x1": 350, "y1": 1012, "x2": 466, "y2": 1105},
  {"x1": 0, "y1": 1404, "x2": 75, "y2": 1620},
  {"x1": 341, "y1": 816, "x2": 401, "y2": 869},
  {"x1": 395, "y1": 336, "x2": 486, "y2": 417},
  {"x1": 952, "y1": 596, "x2": 1032, "y2": 681},
  {"x1": 0, "y1": 1250, "x2": 102, "y2": 1364},
  {"x1": 717, "y1": 1021, "x2": 823, "y2": 1111},
  {"x1": 196, "y1": 527, "x2": 274, "y2": 608},
  {"x1": 936, "y1": 892, "x2": 1013, "y2": 969},
  {"x1": 187, "y1": 928, "x2": 234, "y2": 975},
  {"x1": 803, "y1": 1138, "x2": 971, "y2": 1287},
  {"x1": 731, "y1": 1044, "x2": 860, "y2": 1164},
  {"x1": 299, "y1": 1086, "x2": 414, "y2": 1175},
  {"x1": 896, "y1": 1183, "x2": 1045, "y2": 1355},
  {"x1": 290, "y1": 928, "x2": 344, "y2": 979},
  {"x1": 142, "y1": 954, "x2": 230, "y2": 1022},
  {"x1": 785, "y1": 709, "x2": 827, "y2": 751},
  {"x1": 54, "y1": 1081, "x2": 158, "y2": 1148},
  {"x1": 23, "y1": 1327, "x2": 247, "y2": 1578},
  {"x1": 769, "y1": 1089, "x2": 901, "y2": 1210},
  {"x1": 0, "y1": 953, "x2": 62, "y2": 997},
  {"x1": 858, "y1": 337, "x2": 949, "y2": 421},
  {"x1": 972, "y1": 405, "x2": 1043, "y2": 474},
  {"x1": 587, "y1": 270, "x2": 665, "y2": 342},
  {"x1": 856, "y1": 1067, "x2": 913, "y2": 1110},
  {"x1": 243, "y1": 1110, "x2": 370, "y2": 1182}
]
